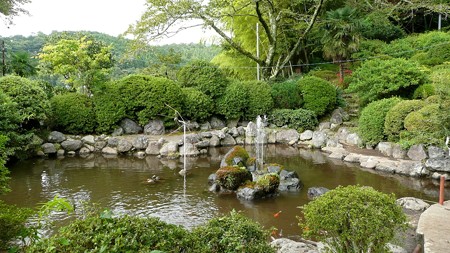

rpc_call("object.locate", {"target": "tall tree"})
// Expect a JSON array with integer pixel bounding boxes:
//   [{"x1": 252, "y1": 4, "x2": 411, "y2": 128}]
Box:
[
  {"x1": 126, "y1": 0, "x2": 325, "y2": 80},
  {"x1": 0, "y1": 0, "x2": 30, "y2": 25},
  {"x1": 8, "y1": 51, "x2": 37, "y2": 77},
  {"x1": 321, "y1": 6, "x2": 361, "y2": 84}
]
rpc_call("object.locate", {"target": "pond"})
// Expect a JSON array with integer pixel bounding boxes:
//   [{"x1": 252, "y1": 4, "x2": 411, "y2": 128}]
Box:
[{"x1": 1, "y1": 145, "x2": 444, "y2": 238}]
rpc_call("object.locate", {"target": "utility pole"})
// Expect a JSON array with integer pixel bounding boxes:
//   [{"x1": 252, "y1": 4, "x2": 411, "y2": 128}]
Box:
[
  {"x1": 1, "y1": 40, "x2": 5, "y2": 76},
  {"x1": 256, "y1": 23, "x2": 260, "y2": 81},
  {"x1": 438, "y1": 4, "x2": 442, "y2": 30}
]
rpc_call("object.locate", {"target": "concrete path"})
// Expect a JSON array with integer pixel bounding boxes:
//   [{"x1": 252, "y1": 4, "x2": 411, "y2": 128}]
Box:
[{"x1": 417, "y1": 200, "x2": 450, "y2": 253}]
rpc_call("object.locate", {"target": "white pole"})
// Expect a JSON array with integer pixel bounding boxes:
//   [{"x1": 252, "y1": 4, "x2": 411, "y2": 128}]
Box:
[{"x1": 256, "y1": 23, "x2": 260, "y2": 81}]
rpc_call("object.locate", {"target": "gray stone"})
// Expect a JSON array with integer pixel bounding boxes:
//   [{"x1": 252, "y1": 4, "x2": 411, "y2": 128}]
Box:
[
  {"x1": 279, "y1": 178, "x2": 302, "y2": 192},
  {"x1": 207, "y1": 173, "x2": 217, "y2": 184},
  {"x1": 117, "y1": 139, "x2": 132, "y2": 153},
  {"x1": 236, "y1": 187, "x2": 262, "y2": 200},
  {"x1": 346, "y1": 133, "x2": 363, "y2": 147},
  {"x1": 311, "y1": 131, "x2": 327, "y2": 149},
  {"x1": 245, "y1": 122, "x2": 257, "y2": 144},
  {"x1": 375, "y1": 159, "x2": 396, "y2": 174},
  {"x1": 200, "y1": 122, "x2": 211, "y2": 131},
  {"x1": 134, "y1": 151, "x2": 146, "y2": 158},
  {"x1": 360, "y1": 157, "x2": 379, "y2": 169},
  {"x1": 343, "y1": 153, "x2": 363, "y2": 163},
  {"x1": 94, "y1": 141, "x2": 107, "y2": 152},
  {"x1": 307, "y1": 187, "x2": 329, "y2": 200},
  {"x1": 79, "y1": 147, "x2": 91, "y2": 156},
  {"x1": 67, "y1": 151, "x2": 76, "y2": 156},
  {"x1": 209, "y1": 135, "x2": 221, "y2": 147},
  {"x1": 377, "y1": 142, "x2": 393, "y2": 157},
  {"x1": 271, "y1": 238, "x2": 319, "y2": 253},
  {"x1": 221, "y1": 134, "x2": 237, "y2": 146},
  {"x1": 326, "y1": 137, "x2": 342, "y2": 148},
  {"x1": 386, "y1": 244, "x2": 407, "y2": 253},
  {"x1": 81, "y1": 135, "x2": 95, "y2": 145},
  {"x1": 279, "y1": 170, "x2": 299, "y2": 180},
  {"x1": 237, "y1": 126, "x2": 245, "y2": 136},
  {"x1": 179, "y1": 143, "x2": 199, "y2": 156},
  {"x1": 392, "y1": 144, "x2": 407, "y2": 159},
  {"x1": 425, "y1": 158, "x2": 450, "y2": 172},
  {"x1": 228, "y1": 127, "x2": 239, "y2": 137},
  {"x1": 185, "y1": 121, "x2": 200, "y2": 131},
  {"x1": 48, "y1": 131, "x2": 66, "y2": 143},
  {"x1": 267, "y1": 164, "x2": 283, "y2": 174},
  {"x1": 84, "y1": 144, "x2": 94, "y2": 152},
  {"x1": 145, "y1": 141, "x2": 162, "y2": 155},
  {"x1": 396, "y1": 160, "x2": 427, "y2": 177},
  {"x1": 57, "y1": 149, "x2": 65, "y2": 157},
  {"x1": 102, "y1": 147, "x2": 118, "y2": 156},
  {"x1": 396, "y1": 197, "x2": 430, "y2": 211},
  {"x1": 210, "y1": 117, "x2": 225, "y2": 129},
  {"x1": 112, "y1": 127, "x2": 124, "y2": 136},
  {"x1": 328, "y1": 148, "x2": 349, "y2": 160},
  {"x1": 330, "y1": 109, "x2": 344, "y2": 125},
  {"x1": 159, "y1": 141, "x2": 179, "y2": 157},
  {"x1": 61, "y1": 140, "x2": 83, "y2": 151},
  {"x1": 227, "y1": 119, "x2": 239, "y2": 128},
  {"x1": 336, "y1": 127, "x2": 350, "y2": 143},
  {"x1": 211, "y1": 130, "x2": 226, "y2": 139},
  {"x1": 300, "y1": 130, "x2": 313, "y2": 141},
  {"x1": 107, "y1": 137, "x2": 119, "y2": 147},
  {"x1": 319, "y1": 122, "x2": 331, "y2": 131},
  {"x1": 41, "y1": 143, "x2": 56, "y2": 154},
  {"x1": 120, "y1": 118, "x2": 142, "y2": 134},
  {"x1": 132, "y1": 135, "x2": 149, "y2": 150},
  {"x1": 235, "y1": 136, "x2": 245, "y2": 145},
  {"x1": 195, "y1": 140, "x2": 210, "y2": 148},
  {"x1": 209, "y1": 183, "x2": 220, "y2": 192},
  {"x1": 182, "y1": 133, "x2": 201, "y2": 144},
  {"x1": 144, "y1": 119, "x2": 164, "y2": 135},
  {"x1": 200, "y1": 131, "x2": 212, "y2": 138},
  {"x1": 407, "y1": 144, "x2": 427, "y2": 161},
  {"x1": 276, "y1": 129, "x2": 299, "y2": 144},
  {"x1": 36, "y1": 150, "x2": 45, "y2": 157},
  {"x1": 428, "y1": 146, "x2": 446, "y2": 159}
]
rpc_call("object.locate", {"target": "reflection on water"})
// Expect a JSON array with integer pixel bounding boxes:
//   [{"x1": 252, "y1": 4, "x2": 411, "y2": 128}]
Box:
[{"x1": 1, "y1": 145, "x2": 446, "y2": 238}]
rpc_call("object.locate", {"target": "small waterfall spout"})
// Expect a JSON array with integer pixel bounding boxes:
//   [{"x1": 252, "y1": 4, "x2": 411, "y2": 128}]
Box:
[{"x1": 255, "y1": 115, "x2": 266, "y2": 171}]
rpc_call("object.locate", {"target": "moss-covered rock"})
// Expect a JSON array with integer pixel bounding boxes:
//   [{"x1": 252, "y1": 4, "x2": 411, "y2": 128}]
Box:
[
  {"x1": 220, "y1": 146, "x2": 250, "y2": 168},
  {"x1": 255, "y1": 173, "x2": 280, "y2": 194},
  {"x1": 215, "y1": 166, "x2": 252, "y2": 191}
]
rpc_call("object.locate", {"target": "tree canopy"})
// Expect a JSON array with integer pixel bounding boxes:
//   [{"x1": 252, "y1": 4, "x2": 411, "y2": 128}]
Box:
[{"x1": 0, "y1": 0, "x2": 30, "y2": 25}]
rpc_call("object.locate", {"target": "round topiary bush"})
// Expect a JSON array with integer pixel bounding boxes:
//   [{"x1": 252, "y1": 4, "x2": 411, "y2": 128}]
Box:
[
  {"x1": 27, "y1": 214, "x2": 192, "y2": 253},
  {"x1": 50, "y1": 93, "x2": 96, "y2": 134},
  {"x1": 413, "y1": 84, "x2": 435, "y2": 99},
  {"x1": 269, "y1": 109, "x2": 318, "y2": 132},
  {"x1": 270, "y1": 79, "x2": 303, "y2": 109},
  {"x1": 347, "y1": 58, "x2": 428, "y2": 106},
  {"x1": 244, "y1": 81, "x2": 274, "y2": 120},
  {"x1": 298, "y1": 76, "x2": 336, "y2": 117},
  {"x1": 215, "y1": 166, "x2": 252, "y2": 191},
  {"x1": 178, "y1": 60, "x2": 229, "y2": 101},
  {"x1": 300, "y1": 185, "x2": 407, "y2": 253},
  {"x1": 93, "y1": 81, "x2": 127, "y2": 133},
  {"x1": 384, "y1": 100, "x2": 425, "y2": 142},
  {"x1": 181, "y1": 88, "x2": 213, "y2": 122},
  {"x1": 191, "y1": 210, "x2": 275, "y2": 253},
  {"x1": 217, "y1": 80, "x2": 248, "y2": 120},
  {"x1": 358, "y1": 97, "x2": 402, "y2": 146}
]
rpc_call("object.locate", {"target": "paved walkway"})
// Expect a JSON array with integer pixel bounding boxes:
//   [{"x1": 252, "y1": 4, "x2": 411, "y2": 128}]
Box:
[{"x1": 417, "y1": 200, "x2": 450, "y2": 253}]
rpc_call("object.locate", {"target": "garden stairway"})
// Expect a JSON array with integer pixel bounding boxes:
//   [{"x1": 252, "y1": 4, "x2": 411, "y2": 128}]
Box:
[{"x1": 342, "y1": 92, "x2": 359, "y2": 127}]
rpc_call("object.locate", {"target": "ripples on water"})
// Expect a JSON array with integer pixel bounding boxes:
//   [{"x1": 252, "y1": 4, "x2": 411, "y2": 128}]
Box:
[{"x1": 1, "y1": 145, "x2": 446, "y2": 237}]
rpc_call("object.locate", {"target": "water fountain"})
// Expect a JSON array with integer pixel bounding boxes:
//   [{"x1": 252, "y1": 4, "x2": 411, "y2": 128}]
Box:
[{"x1": 255, "y1": 115, "x2": 266, "y2": 171}]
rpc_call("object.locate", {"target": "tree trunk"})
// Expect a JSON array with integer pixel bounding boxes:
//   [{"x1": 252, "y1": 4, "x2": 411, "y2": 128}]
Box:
[{"x1": 339, "y1": 62, "x2": 344, "y2": 84}]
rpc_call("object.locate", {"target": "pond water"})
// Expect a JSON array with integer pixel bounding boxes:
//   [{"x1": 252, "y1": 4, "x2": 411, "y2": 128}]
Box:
[{"x1": 1, "y1": 145, "x2": 444, "y2": 238}]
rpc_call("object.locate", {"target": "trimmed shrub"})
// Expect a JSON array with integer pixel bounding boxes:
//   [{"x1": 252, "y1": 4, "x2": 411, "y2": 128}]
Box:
[
  {"x1": 413, "y1": 84, "x2": 435, "y2": 99},
  {"x1": 270, "y1": 79, "x2": 303, "y2": 109},
  {"x1": 245, "y1": 81, "x2": 274, "y2": 120},
  {"x1": 300, "y1": 185, "x2": 406, "y2": 253},
  {"x1": 0, "y1": 93, "x2": 21, "y2": 158},
  {"x1": 181, "y1": 88, "x2": 213, "y2": 122},
  {"x1": 384, "y1": 100, "x2": 425, "y2": 142},
  {"x1": 93, "y1": 81, "x2": 126, "y2": 133},
  {"x1": 0, "y1": 136, "x2": 10, "y2": 194},
  {"x1": 28, "y1": 214, "x2": 192, "y2": 253},
  {"x1": 0, "y1": 75, "x2": 50, "y2": 128},
  {"x1": 0, "y1": 201, "x2": 34, "y2": 250},
  {"x1": 358, "y1": 97, "x2": 402, "y2": 145},
  {"x1": 50, "y1": 93, "x2": 96, "y2": 134},
  {"x1": 360, "y1": 12, "x2": 405, "y2": 42},
  {"x1": 217, "y1": 81, "x2": 248, "y2": 120},
  {"x1": 191, "y1": 210, "x2": 275, "y2": 253},
  {"x1": 430, "y1": 68, "x2": 450, "y2": 98},
  {"x1": 269, "y1": 109, "x2": 318, "y2": 132},
  {"x1": 215, "y1": 166, "x2": 252, "y2": 191},
  {"x1": 352, "y1": 39, "x2": 388, "y2": 60},
  {"x1": 347, "y1": 58, "x2": 428, "y2": 106},
  {"x1": 299, "y1": 76, "x2": 336, "y2": 117},
  {"x1": 178, "y1": 60, "x2": 228, "y2": 101}
]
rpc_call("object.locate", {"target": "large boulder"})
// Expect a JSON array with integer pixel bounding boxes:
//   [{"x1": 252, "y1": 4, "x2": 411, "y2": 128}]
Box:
[
  {"x1": 271, "y1": 238, "x2": 319, "y2": 253},
  {"x1": 307, "y1": 187, "x2": 329, "y2": 200},
  {"x1": 427, "y1": 146, "x2": 447, "y2": 159},
  {"x1": 41, "y1": 143, "x2": 56, "y2": 154},
  {"x1": 159, "y1": 141, "x2": 179, "y2": 157},
  {"x1": 144, "y1": 119, "x2": 165, "y2": 135},
  {"x1": 311, "y1": 131, "x2": 327, "y2": 149},
  {"x1": 221, "y1": 134, "x2": 237, "y2": 146},
  {"x1": 236, "y1": 187, "x2": 263, "y2": 201},
  {"x1": 179, "y1": 143, "x2": 199, "y2": 156},
  {"x1": 81, "y1": 135, "x2": 95, "y2": 145},
  {"x1": 117, "y1": 139, "x2": 133, "y2": 153},
  {"x1": 346, "y1": 133, "x2": 363, "y2": 147},
  {"x1": 376, "y1": 142, "x2": 393, "y2": 157},
  {"x1": 120, "y1": 118, "x2": 142, "y2": 134},
  {"x1": 300, "y1": 130, "x2": 313, "y2": 141},
  {"x1": 48, "y1": 131, "x2": 66, "y2": 143},
  {"x1": 276, "y1": 129, "x2": 299, "y2": 144},
  {"x1": 425, "y1": 158, "x2": 450, "y2": 172},
  {"x1": 210, "y1": 117, "x2": 225, "y2": 129},
  {"x1": 407, "y1": 144, "x2": 427, "y2": 161},
  {"x1": 392, "y1": 144, "x2": 407, "y2": 159},
  {"x1": 396, "y1": 197, "x2": 430, "y2": 211},
  {"x1": 279, "y1": 178, "x2": 302, "y2": 192},
  {"x1": 102, "y1": 147, "x2": 118, "y2": 156},
  {"x1": 216, "y1": 166, "x2": 252, "y2": 190},
  {"x1": 145, "y1": 141, "x2": 162, "y2": 155},
  {"x1": 220, "y1": 146, "x2": 249, "y2": 167},
  {"x1": 132, "y1": 135, "x2": 149, "y2": 150},
  {"x1": 61, "y1": 140, "x2": 83, "y2": 151}
]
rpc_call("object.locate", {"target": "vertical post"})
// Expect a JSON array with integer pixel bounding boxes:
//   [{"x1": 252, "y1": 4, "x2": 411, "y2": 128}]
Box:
[
  {"x1": 438, "y1": 13, "x2": 442, "y2": 30},
  {"x1": 1, "y1": 40, "x2": 5, "y2": 76},
  {"x1": 256, "y1": 23, "x2": 260, "y2": 81},
  {"x1": 439, "y1": 175, "x2": 445, "y2": 205}
]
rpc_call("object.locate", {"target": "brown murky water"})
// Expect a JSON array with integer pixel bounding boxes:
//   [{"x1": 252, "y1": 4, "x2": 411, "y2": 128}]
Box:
[{"x1": 1, "y1": 145, "x2": 445, "y2": 238}]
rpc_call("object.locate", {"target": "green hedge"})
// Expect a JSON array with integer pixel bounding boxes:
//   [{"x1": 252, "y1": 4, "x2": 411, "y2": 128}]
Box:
[
  {"x1": 299, "y1": 76, "x2": 336, "y2": 116},
  {"x1": 384, "y1": 100, "x2": 425, "y2": 142},
  {"x1": 413, "y1": 84, "x2": 435, "y2": 99},
  {"x1": 217, "y1": 81, "x2": 248, "y2": 120},
  {"x1": 50, "y1": 93, "x2": 96, "y2": 134},
  {"x1": 358, "y1": 97, "x2": 402, "y2": 146},
  {"x1": 347, "y1": 58, "x2": 427, "y2": 106},
  {"x1": 270, "y1": 79, "x2": 303, "y2": 109},
  {"x1": 181, "y1": 88, "x2": 213, "y2": 122},
  {"x1": 269, "y1": 109, "x2": 318, "y2": 132}
]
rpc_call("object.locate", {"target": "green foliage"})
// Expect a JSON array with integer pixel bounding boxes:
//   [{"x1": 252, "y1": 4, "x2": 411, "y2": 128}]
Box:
[
  {"x1": 92, "y1": 81, "x2": 126, "y2": 133},
  {"x1": 358, "y1": 97, "x2": 402, "y2": 146},
  {"x1": 216, "y1": 166, "x2": 252, "y2": 191},
  {"x1": 430, "y1": 68, "x2": 450, "y2": 98},
  {"x1": 7, "y1": 51, "x2": 38, "y2": 77},
  {"x1": 347, "y1": 58, "x2": 428, "y2": 106},
  {"x1": 0, "y1": 136, "x2": 11, "y2": 195},
  {"x1": 299, "y1": 76, "x2": 337, "y2": 116},
  {"x1": 0, "y1": 93, "x2": 20, "y2": 158},
  {"x1": 255, "y1": 173, "x2": 280, "y2": 194},
  {"x1": 191, "y1": 210, "x2": 275, "y2": 253},
  {"x1": 300, "y1": 185, "x2": 407, "y2": 253},
  {"x1": 0, "y1": 200, "x2": 34, "y2": 250},
  {"x1": 384, "y1": 100, "x2": 425, "y2": 142},
  {"x1": 50, "y1": 93, "x2": 96, "y2": 134},
  {"x1": 178, "y1": 60, "x2": 228, "y2": 101},
  {"x1": 270, "y1": 79, "x2": 303, "y2": 109},
  {"x1": 28, "y1": 214, "x2": 192, "y2": 253},
  {"x1": 360, "y1": 12, "x2": 405, "y2": 42},
  {"x1": 181, "y1": 88, "x2": 214, "y2": 122},
  {"x1": 269, "y1": 109, "x2": 318, "y2": 132},
  {"x1": 224, "y1": 146, "x2": 250, "y2": 167},
  {"x1": 217, "y1": 81, "x2": 273, "y2": 120},
  {"x1": 413, "y1": 84, "x2": 435, "y2": 99},
  {"x1": 352, "y1": 39, "x2": 388, "y2": 60}
]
